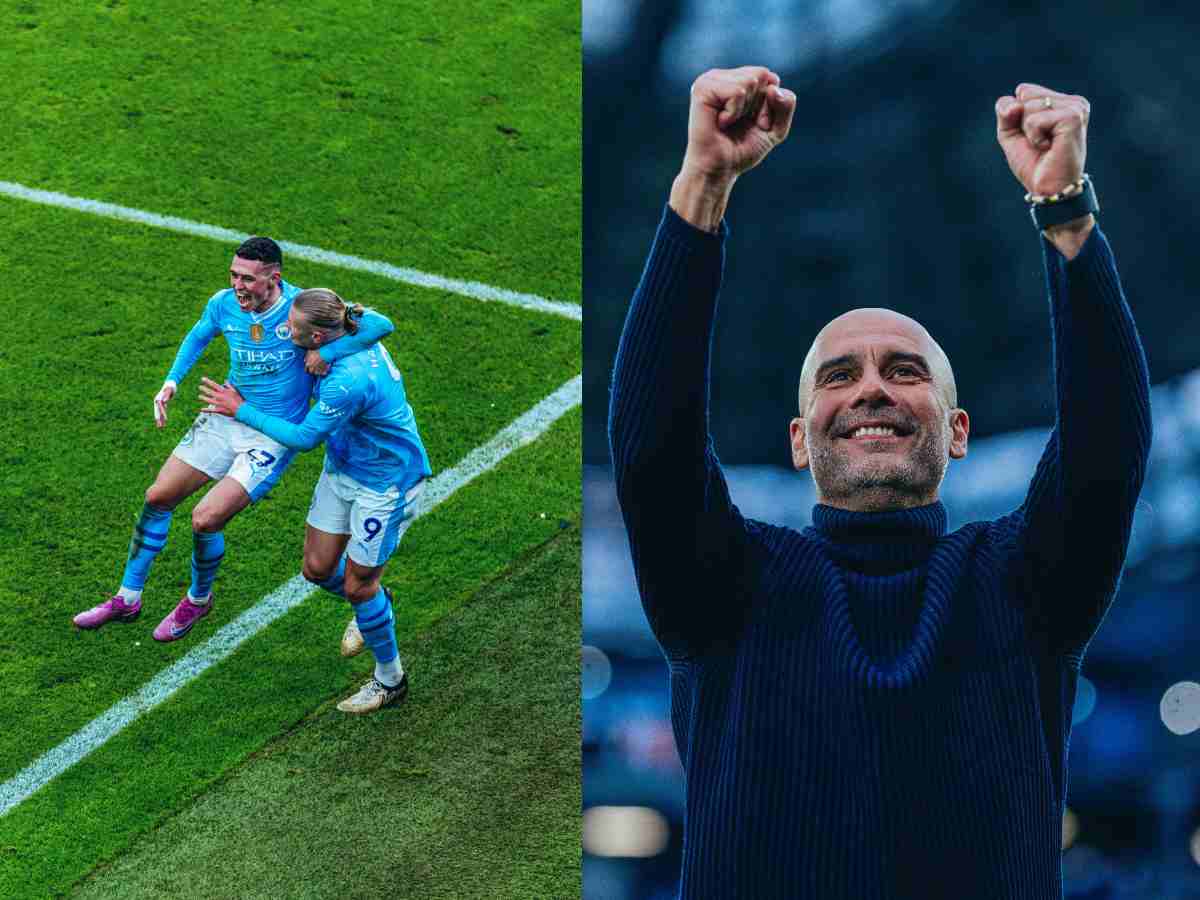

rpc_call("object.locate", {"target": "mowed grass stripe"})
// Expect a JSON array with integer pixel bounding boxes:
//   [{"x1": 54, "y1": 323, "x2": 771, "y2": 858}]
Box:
[
  {"x1": 1, "y1": 0, "x2": 581, "y2": 302},
  {"x1": 0, "y1": 409, "x2": 581, "y2": 899},
  {"x1": 74, "y1": 526, "x2": 582, "y2": 900},
  {"x1": 0, "y1": 375, "x2": 580, "y2": 819},
  {"x1": 0, "y1": 181, "x2": 580, "y2": 321},
  {"x1": 0, "y1": 202, "x2": 580, "y2": 786}
]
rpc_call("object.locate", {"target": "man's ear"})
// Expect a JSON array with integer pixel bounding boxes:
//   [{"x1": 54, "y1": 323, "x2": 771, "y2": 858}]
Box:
[
  {"x1": 790, "y1": 417, "x2": 809, "y2": 471},
  {"x1": 948, "y1": 408, "x2": 970, "y2": 460}
]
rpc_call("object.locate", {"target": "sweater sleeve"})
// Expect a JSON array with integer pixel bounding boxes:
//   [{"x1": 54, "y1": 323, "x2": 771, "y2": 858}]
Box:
[
  {"x1": 1016, "y1": 225, "x2": 1152, "y2": 655},
  {"x1": 608, "y1": 205, "x2": 751, "y2": 656}
]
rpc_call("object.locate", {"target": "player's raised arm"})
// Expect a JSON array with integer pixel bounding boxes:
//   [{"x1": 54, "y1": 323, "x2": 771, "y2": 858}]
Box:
[
  {"x1": 997, "y1": 83, "x2": 1152, "y2": 651},
  {"x1": 608, "y1": 67, "x2": 795, "y2": 654}
]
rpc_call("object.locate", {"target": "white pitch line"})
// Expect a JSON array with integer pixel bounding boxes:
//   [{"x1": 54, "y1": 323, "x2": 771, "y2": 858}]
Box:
[
  {"x1": 0, "y1": 374, "x2": 581, "y2": 818},
  {"x1": 0, "y1": 180, "x2": 581, "y2": 322}
]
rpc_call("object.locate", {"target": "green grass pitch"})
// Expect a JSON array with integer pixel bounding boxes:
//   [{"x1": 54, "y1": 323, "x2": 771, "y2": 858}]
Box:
[{"x1": 0, "y1": 0, "x2": 580, "y2": 897}]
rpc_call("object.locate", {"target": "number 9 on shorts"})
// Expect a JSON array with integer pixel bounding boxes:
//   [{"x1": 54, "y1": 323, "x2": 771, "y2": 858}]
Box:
[{"x1": 306, "y1": 468, "x2": 427, "y2": 568}]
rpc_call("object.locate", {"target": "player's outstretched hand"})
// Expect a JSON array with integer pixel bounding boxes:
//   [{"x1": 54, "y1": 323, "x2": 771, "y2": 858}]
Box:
[
  {"x1": 305, "y1": 349, "x2": 331, "y2": 376},
  {"x1": 153, "y1": 381, "x2": 176, "y2": 429},
  {"x1": 995, "y1": 83, "x2": 1089, "y2": 197},
  {"x1": 199, "y1": 376, "x2": 245, "y2": 418}
]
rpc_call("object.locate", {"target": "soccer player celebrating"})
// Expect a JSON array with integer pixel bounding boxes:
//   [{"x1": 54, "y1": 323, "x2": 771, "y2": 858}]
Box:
[
  {"x1": 199, "y1": 288, "x2": 432, "y2": 714},
  {"x1": 74, "y1": 237, "x2": 396, "y2": 642}
]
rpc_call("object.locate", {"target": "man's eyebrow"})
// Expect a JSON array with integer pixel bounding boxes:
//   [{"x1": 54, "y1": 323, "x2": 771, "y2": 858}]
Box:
[
  {"x1": 882, "y1": 351, "x2": 932, "y2": 371},
  {"x1": 814, "y1": 354, "x2": 860, "y2": 381}
]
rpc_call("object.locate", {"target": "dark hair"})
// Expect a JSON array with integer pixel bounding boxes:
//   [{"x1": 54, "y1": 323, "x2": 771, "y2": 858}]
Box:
[
  {"x1": 294, "y1": 288, "x2": 365, "y2": 335},
  {"x1": 235, "y1": 236, "x2": 283, "y2": 268}
]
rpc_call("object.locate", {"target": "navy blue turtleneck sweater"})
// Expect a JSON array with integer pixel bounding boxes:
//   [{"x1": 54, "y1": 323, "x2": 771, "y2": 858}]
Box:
[{"x1": 608, "y1": 206, "x2": 1152, "y2": 899}]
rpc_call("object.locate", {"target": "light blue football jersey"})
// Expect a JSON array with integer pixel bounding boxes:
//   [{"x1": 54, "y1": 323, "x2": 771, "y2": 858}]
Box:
[
  {"x1": 235, "y1": 343, "x2": 432, "y2": 494},
  {"x1": 166, "y1": 283, "x2": 392, "y2": 422}
]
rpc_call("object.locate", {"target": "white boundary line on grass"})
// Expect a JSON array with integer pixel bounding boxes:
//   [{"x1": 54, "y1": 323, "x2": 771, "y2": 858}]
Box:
[
  {"x1": 0, "y1": 181, "x2": 581, "y2": 322},
  {"x1": 0, "y1": 374, "x2": 581, "y2": 818}
]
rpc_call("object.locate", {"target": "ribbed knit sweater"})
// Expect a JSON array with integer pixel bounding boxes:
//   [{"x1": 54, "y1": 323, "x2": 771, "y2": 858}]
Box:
[{"x1": 608, "y1": 206, "x2": 1152, "y2": 899}]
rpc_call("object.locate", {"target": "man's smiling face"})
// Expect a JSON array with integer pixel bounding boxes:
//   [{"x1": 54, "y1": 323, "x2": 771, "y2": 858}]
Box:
[
  {"x1": 229, "y1": 255, "x2": 280, "y2": 313},
  {"x1": 789, "y1": 308, "x2": 969, "y2": 512}
]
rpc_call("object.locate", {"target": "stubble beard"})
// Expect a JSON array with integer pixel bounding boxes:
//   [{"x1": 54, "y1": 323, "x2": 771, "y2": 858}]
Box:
[{"x1": 808, "y1": 423, "x2": 949, "y2": 512}]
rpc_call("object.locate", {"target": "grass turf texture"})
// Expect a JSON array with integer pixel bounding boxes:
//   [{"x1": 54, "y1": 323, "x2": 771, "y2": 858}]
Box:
[
  {"x1": 70, "y1": 525, "x2": 582, "y2": 900},
  {"x1": 0, "y1": 0, "x2": 579, "y2": 890},
  {"x1": 0, "y1": 200, "x2": 580, "y2": 790},
  {"x1": 0, "y1": 0, "x2": 580, "y2": 305},
  {"x1": 0, "y1": 393, "x2": 581, "y2": 898}
]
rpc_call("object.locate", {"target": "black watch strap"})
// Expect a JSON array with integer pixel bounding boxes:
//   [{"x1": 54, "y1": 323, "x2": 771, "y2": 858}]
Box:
[{"x1": 1030, "y1": 177, "x2": 1099, "y2": 229}]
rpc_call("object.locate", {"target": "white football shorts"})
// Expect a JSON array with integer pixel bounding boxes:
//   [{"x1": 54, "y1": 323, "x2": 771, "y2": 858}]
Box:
[
  {"x1": 306, "y1": 468, "x2": 426, "y2": 568},
  {"x1": 172, "y1": 413, "x2": 296, "y2": 502}
]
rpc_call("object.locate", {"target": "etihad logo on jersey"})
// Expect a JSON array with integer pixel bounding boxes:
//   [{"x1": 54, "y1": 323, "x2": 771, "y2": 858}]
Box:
[
  {"x1": 233, "y1": 348, "x2": 296, "y2": 364},
  {"x1": 318, "y1": 401, "x2": 346, "y2": 417}
]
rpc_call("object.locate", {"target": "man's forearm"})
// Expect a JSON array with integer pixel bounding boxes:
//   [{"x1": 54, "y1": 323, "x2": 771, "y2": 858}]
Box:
[
  {"x1": 319, "y1": 309, "x2": 394, "y2": 363},
  {"x1": 235, "y1": 403, "x2": 323, "y2": 451},
  {"x1": 1043, "y1": 213, "x2": 1095, "y2": 261},
  {"x1": 669, "y1": 169, "x2": 737, "y2": 234}
]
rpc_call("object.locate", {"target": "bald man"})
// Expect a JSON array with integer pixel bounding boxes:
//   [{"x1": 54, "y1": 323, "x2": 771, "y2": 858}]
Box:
[{"x1": 608, "y1": 67, "x2": 1151, "y2": 899}]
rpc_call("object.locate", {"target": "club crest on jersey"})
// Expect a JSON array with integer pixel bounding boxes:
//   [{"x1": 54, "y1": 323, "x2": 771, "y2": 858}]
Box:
[
  {"x1": 250, "y1": 323, "x2": 265, "y2": 342},
  {"x1": 275, "y1": 323, "x2": 291, "y2": 340}
]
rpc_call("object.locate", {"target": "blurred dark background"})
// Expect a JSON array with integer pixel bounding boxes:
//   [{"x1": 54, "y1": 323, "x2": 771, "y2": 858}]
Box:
[
  {"x1": 583, "y1": 2, "x2": 1200, "y2": 898},
  {"x1": 584, "y1": 1, "x2": 1200, "y2": 464}
]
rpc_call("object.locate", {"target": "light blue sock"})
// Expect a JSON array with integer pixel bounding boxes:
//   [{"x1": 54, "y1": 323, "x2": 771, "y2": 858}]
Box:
[
  {"x1": 120, "y1": 503, "x2": 173, "y2": 591},
  {"x1": 316, "y1": 555, "x2": 347, "y2": 598},
  {"x1": 353, "y1": 589, "x2": 400, "y2": 680},
  {"x1": 189, "y1": 531, "x2": 225, "y2": 602}
]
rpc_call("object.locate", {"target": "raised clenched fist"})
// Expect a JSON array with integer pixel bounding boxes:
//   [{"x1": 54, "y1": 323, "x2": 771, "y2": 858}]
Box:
[
  {"x1": 670, "y1": 66, "x2": 797, "y2": 231},
  {"x1": 681, "y1": 66, "x2": 796, "y2": 183},
  {"x1": 996, "y1": 83, "x2": 1089, "y2": 198}
]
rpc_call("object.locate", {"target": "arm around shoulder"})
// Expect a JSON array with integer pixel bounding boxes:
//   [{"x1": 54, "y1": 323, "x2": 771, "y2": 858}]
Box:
[{"x1": 318, "y1": 308, "x2": 394, "y2": 363}]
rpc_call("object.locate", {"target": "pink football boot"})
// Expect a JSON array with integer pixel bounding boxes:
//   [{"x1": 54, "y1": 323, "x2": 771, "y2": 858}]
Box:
[{"x1": 152, "y1": 594, "x2": 213, "y2": 642}]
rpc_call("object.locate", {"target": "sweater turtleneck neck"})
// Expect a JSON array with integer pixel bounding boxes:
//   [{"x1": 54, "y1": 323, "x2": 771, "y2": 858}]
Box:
[{"x1": 811, "y1": 501, "x2": 947, "y2": 574}]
